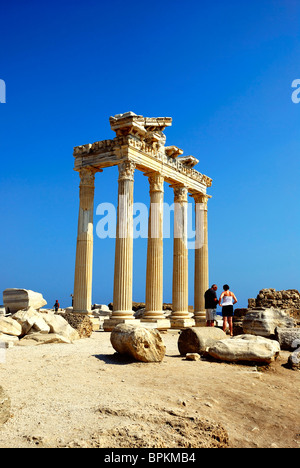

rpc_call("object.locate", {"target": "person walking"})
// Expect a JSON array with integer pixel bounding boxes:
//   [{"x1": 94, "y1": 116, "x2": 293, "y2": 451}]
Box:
[
  {"x1": 54, "y1": 300, "x2": 60, "y2": 313},
  {"x1": 204, "y1": 284, "x2": 218, "y2": 327},
  {"x1": 219, "y1": 285, "x2": 237, "y2": 336}
]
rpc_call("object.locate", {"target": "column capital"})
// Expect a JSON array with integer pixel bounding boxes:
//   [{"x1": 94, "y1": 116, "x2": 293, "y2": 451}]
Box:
[
  {"x1": 118, "y1": 160, "x2": 136, "y2": 181},
  {"x1": 79, "y1": 167, "x2": 97, "y2": 187},
  {"x1": 190, "y1": 192, "x2": 211, "y2": 204},
  {"x1": 147, "y1": 172, "x2": 165, "y2": 193},
  {"x1": 172, "y1": 185, "x2": 188, "y2": 203}
]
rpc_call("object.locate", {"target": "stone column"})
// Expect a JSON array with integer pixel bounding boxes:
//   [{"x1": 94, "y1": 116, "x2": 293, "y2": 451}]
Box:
[
  {"x1": 142, "y1": 173, "x2": 170, "y2": 329},
  {"x1": 73, "y1": 167, "x2": 97, "y2": 314},
  {"x1": 192, "y1": 193, "x2": 209, "y2": 326},
  {"x1": 171, "y1": 186, "x2": 195, "y2": 328},
  {"x1": 104, "y1": 160, "x2": 138, "y2": 331}
]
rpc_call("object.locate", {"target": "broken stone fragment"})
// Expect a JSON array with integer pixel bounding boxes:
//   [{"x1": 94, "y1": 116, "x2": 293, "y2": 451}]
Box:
[{"x1": 3, "y1": 289, "x2": 47, "y2": 314}]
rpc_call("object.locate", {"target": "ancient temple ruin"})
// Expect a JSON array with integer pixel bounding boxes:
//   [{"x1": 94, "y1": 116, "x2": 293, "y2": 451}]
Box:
[{"x1": 72, "y1": 112, "x2": 212, "y2": 330}]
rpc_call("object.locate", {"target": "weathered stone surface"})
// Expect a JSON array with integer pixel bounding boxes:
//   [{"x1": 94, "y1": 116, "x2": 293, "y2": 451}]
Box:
[
  {"x1": 0, "y1": 386, "x2": 10, "y2": 426},
  {"x1": 57, "y1": 312, "x2": 93, "y2": 338},
  {"x1": 288, "y1": 343, "x2": 300, "y2": 370},
  {"x1": 0, "y1": 333, "x2": 19, "y2": 347},
  {"x1": 275, "y1": 328, "x2": 300, "y2": 351},
  {"x1": 243, "y1": 308, "x2": 294, "y2": 337},
  {"x1": 208, "y1": 335, "x2": 280, "y2": 364},
  {"x1": 178, "y1": 327, "x2": 228, "y2": 356},
  {"x1": 3, "y1": 289, "x2": 47, "y2": 314},
  {"x1": 13, "y1": 307, "x2": 50, "y2": 335},
  {"x1": 41, "y1": 313, "x2": 80, "y2": 342},
  {"x1": 248, "y1": 289, "x2": 300, "y2": 311},
  {"x1": 0, "y1": 316, "x2": 22, "y2": 337},
  {"x1": 18, "y1": 333, "x2": 71, "y2": 346},
  {"x1": 110, "y1": 324, "x2": 166, "y2": 363}
]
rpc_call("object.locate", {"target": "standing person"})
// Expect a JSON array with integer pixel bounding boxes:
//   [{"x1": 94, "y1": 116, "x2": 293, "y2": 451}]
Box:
[
  {"x1": 219, "y1": 285, "x2": 237, "y2": 336},
  {"x1": 54, "y1": 300, "x2": 60, "y2": 313},
  {"x1": 204, "y1": 284, "x2": 218, "y2": 327}
]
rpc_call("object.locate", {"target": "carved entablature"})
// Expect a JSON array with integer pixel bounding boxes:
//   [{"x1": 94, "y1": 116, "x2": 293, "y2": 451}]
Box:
[{"x1": 73, "y1": 113, "x2": 213, "y2": 191}]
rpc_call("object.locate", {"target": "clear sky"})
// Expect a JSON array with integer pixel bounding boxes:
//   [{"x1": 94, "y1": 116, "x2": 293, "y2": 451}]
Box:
[{"x1": 0, "y1": 0, "x2": 299, "y2": 310}]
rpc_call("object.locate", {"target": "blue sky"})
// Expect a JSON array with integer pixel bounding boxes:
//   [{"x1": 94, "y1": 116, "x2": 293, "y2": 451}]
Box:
[{"x1": 0, "y1": 0, "x2": 299, "y2": 309}]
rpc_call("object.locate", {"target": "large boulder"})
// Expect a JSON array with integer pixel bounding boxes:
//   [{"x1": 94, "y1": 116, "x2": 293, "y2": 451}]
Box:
[
  {"x1": 178, "y1": 327, "x2": 228, "y2": 356},
  {"x1": 41, "y1": 312, "x2": 79, "y2": 342},
  {"x1": 110, "y1": 324, "x2": 166, "y2": 363},
  {"x1": 243, "y1": 308, "x2": 294, "y2": 337},
  {"x1": 208, "y1": 335, "x2": 280, "y2": 364},
  {"x1": 0, "y1": 316, "x2": 22, "y2": 336},
  {"x1": 12, "y1": 307, "x2": 50, "y2": 336},
  {"x1": 3, "y1": 289, "x2": 47, "y2": 314}
]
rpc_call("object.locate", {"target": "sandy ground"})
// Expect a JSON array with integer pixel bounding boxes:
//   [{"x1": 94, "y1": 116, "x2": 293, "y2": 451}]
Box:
[{"x1": 0, "y1": 330, "x2": 299, "y2": 449}]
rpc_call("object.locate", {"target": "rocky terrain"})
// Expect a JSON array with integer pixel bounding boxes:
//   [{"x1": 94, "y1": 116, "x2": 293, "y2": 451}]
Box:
[{"x1": 0, "y1": 287, "x2": 299, "y2": 448}]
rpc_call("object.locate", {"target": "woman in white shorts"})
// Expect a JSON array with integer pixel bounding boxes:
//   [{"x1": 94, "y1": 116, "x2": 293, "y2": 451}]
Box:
[{"x1": 219, "y1": 284, "x2": 238, "y2": 336}]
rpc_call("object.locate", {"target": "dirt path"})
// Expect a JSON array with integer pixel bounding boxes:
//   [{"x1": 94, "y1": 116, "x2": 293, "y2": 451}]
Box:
[{"x1": 0, "y1": 330, "x2": 299, "y2": 448}]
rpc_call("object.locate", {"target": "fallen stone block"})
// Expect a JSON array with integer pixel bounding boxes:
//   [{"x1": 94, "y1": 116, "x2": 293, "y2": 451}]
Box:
[
  {"x1": 0, "y1": 316, "x2": 22, "y2": 337},
  {"x1": 12, "y1": 307, "x2": 50, "y2": 336},
  {"x1": 110, "y1": 324, "x2": 166, "y2": 362},
  {"x1": 3, "y1": 289, "x2": 47, "y2": 314},
  {"x1": 275, "y1": 327, "x2": 300, "y2": 351},
  {"x1": 208, "y1": 335, "x2": 280, "y2": 364},
  {"x1": 243, "y1": 308, "x2": 294, "y2": 337},
  {"x1": 0, "y1": 333, "x2": 19, "y2": 347},
  {"x1": 178, "y1": 327, "x2": 228, "y2": 356},
  {"x1": 41, "y1": 313, "x2": 80, "y2": 342}
]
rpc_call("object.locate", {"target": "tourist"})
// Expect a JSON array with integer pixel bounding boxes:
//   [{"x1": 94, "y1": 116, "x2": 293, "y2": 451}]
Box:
[
  {"x1": 204, "y1": 284, "x2": 218, "y2": 327},
  {"x1": 219, "y1": 285, "x2": 238, "y2": 336},
  {"x1": 54, "y1": 300, "x2": 60, "y2": 312}
]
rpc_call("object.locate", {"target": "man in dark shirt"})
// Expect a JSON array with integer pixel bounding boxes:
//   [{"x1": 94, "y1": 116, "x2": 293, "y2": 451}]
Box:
[{"x1": 204, "y1": 284, "x2": 218, "y2": 327}]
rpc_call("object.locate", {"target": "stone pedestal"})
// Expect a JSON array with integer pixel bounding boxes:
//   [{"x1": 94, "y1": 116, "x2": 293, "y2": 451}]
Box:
[
  {"x1": 171, "y1": 186, "x2": 195, "y2": 329},
  {"x1": 73, "y1": 168, "x2": 97, "y2": 314},
  {"x1": 192, "y1": 193, "x2": 210, "y2": 326}
]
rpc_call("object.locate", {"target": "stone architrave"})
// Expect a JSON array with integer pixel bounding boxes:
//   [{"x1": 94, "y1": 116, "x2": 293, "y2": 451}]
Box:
[
  {"x1": 73, "y1": 167, "x2": 97, "y2": 314},
  {"x1": 191, "y1": 193, "x2": 210, "y2": 326},
  {"x1": 141, "y1": 173, "x2": 170, "y2": 330},
  {"x1": 171, "y1": 186, "x2": 195, "y2": 329}
]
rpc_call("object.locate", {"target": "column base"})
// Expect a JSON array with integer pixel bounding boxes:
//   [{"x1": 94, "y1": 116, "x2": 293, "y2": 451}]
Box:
[
  {"x1": 72, "y1": 309, "x2": 90, "y2": 315},
  {"x1": 141, "y1": 318, "x2": 171, "y2": 330},
  {"x1": 171, "y1": 318, "x2": 195, "y2": 329},
  {"x1": 193, "y1": 312, "x2": 207, "y2": 327},
  {"x1": 103, "y1": 318, "x2": 140, "y2": 332}
]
